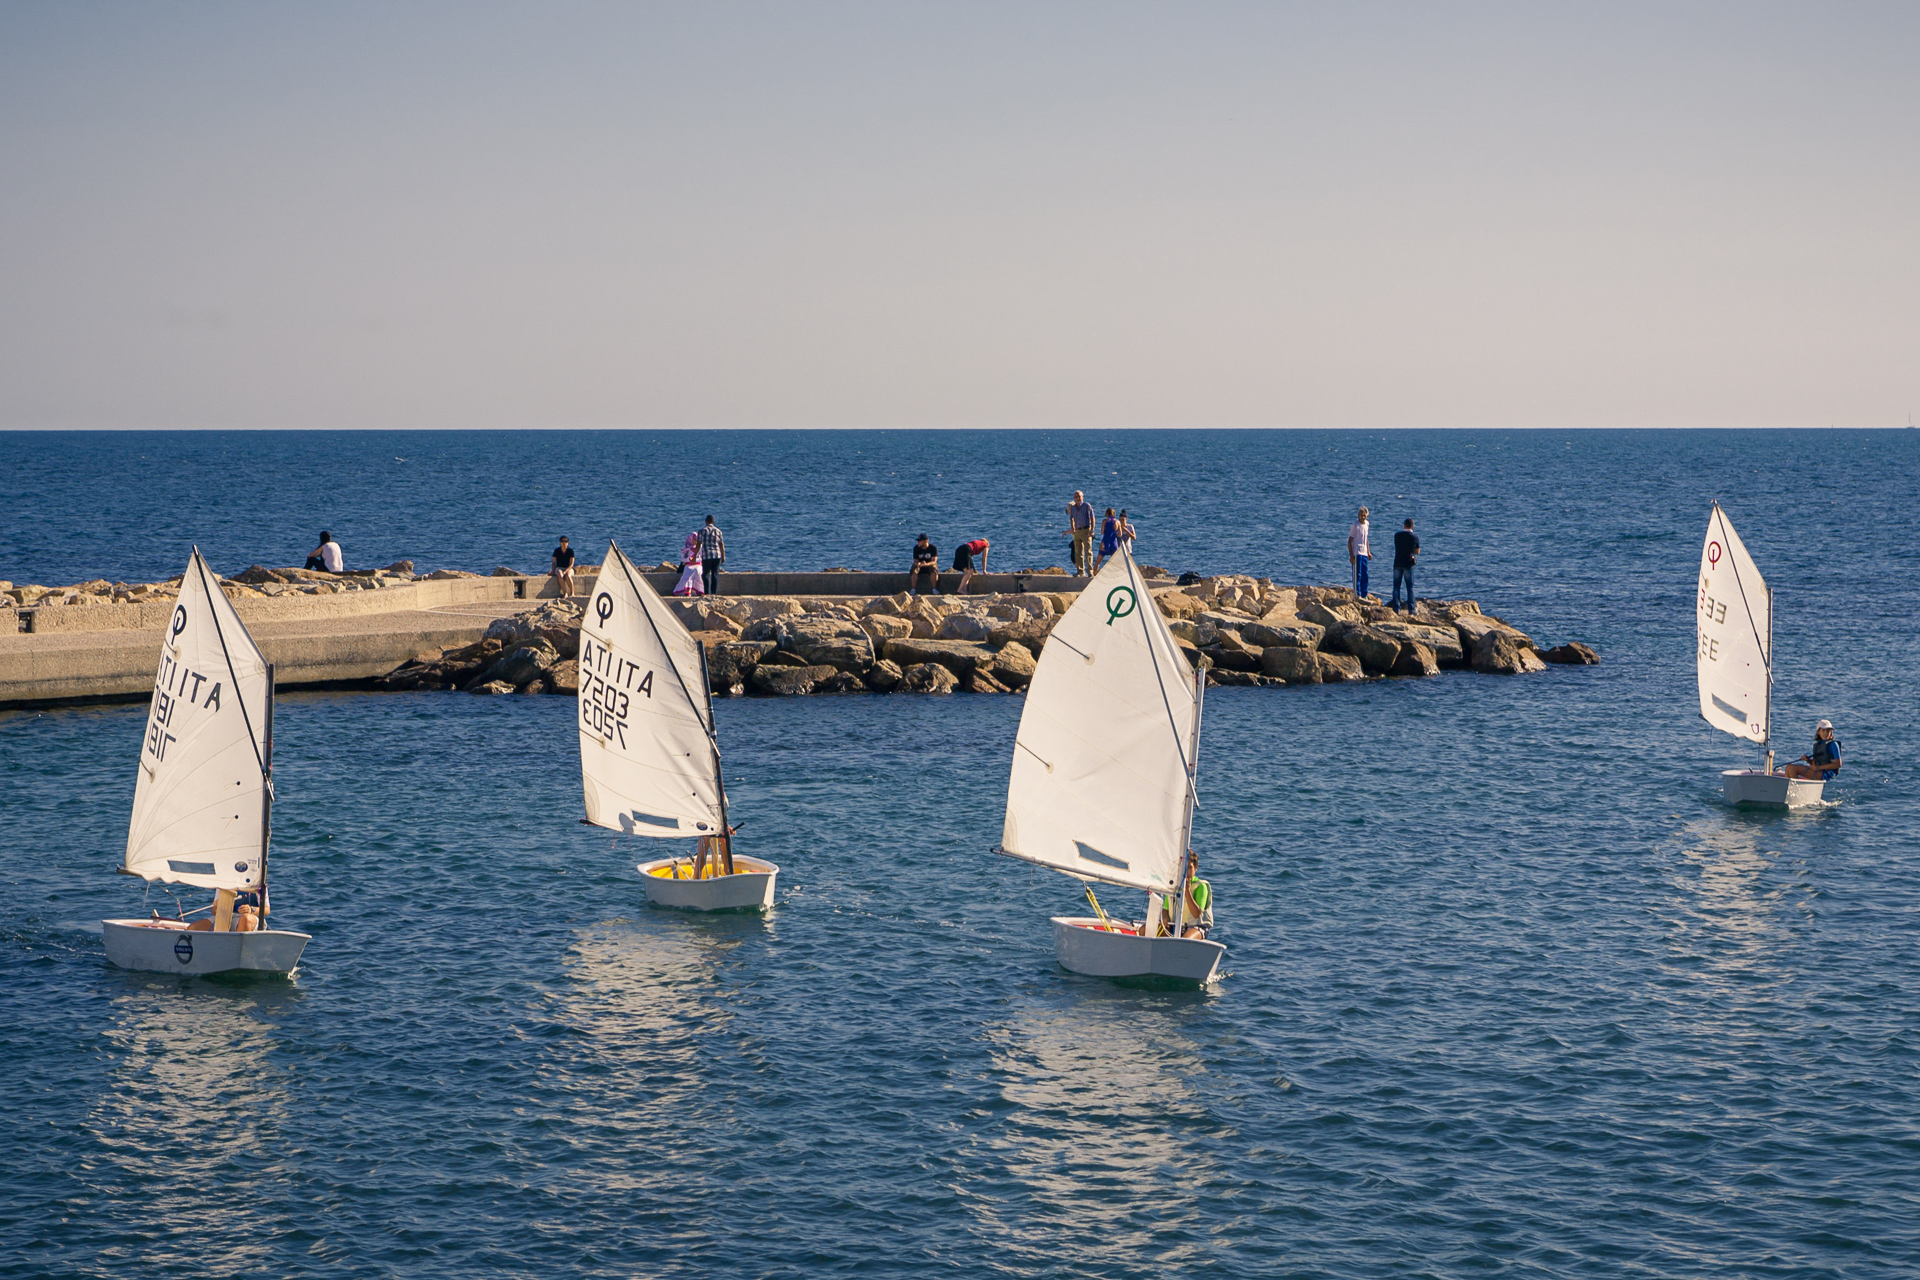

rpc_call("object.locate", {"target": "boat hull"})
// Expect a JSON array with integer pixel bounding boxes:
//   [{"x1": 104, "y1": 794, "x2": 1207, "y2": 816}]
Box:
[
  {"x1": 1051, "y1": 916, "x2": 1225, "y2": 983},
  {"x1": 1722, "y1": 770, "x2": 1826, "y2": 808},
  {"x1": 102, "y1": 919, "x2": 311, "y2": 975},
  {"x1": 638, "y1": 857, "x2": 779, "y2": 911}
]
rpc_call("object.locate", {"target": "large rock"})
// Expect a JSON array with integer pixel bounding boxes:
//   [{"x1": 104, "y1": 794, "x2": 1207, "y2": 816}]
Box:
[
  {"x1": 548, "y1": 659, "x2": 580, "y2": 694},
  {"x1": 1372, "y1": 620, "x2": 1466, "y2": 667},
  {"x1": 1540, "y1": 642, "x2": 1600, "y2": 665},
  {"x1": 1259, "y1": 647, "x2": 1322, "y2": 683},
  {"x1": 865, "y1": 659, "x2": 904, "y2": 691},
  {"x1": 470, "y1": 680, "x2": 515, "y2": 695},
  {"x1": 778, "y1": 616, "x2": 873, "y2": 671},
  {"x1": 1299, "y1": 599, "x2": 1363, "y2": 630},
  {"x1": 898, "y1": 662, "x2": 958, "y2": 694},
  {"x1": 1200, "y1": 645, "x2": 1261, "y2": 673},
  {"x1": 749, "y1": 663, "x2": 838, "y2": 696},
  {"x1": 968, "y1": 669, "x2": 1011, "y2": 693},
  {"x1": 1471, "y1": 630, "x2": 1548, "y2": 674},
  {"x1": 1168, "y1": 619, "x2": 1219, "y2": 647},
  {"x1": 1454, "y1": 612, "x2": 1533, "y2": 651},
  {"x1": 1337, "y1": 624, "x2": 1403, "y2": 674},
  {"x1": 987, "y1": 641, "x2": 1037, "y2": 689},
  {"x1": 815, "y1": 671, "x2": 869, "y2": 694},
  {"x1": 883, "y1": 638, "x2": 992, "y2": 678},
  {"x1": 1242, "y1": 619, "x2": 1325, "y2": 650},
  {"x1": 1152, "y1": 589, "x2": 1208, "y2": 621},
  {"x1": 936, "y1": 611, "x2": 996, "y2": 642},
  {"x1": 1256, "y1": 588, "x2": 1297, "y2": 620},
  {"x1": 482, "y1": 640, "x2": 558, "y2": 688},
  {"x1": 708, "y1": 640, "x2": 776, "y2": 689},
  {"x1": 1207, "y1": 669, "x2": 1266, "y2": 687},
  {"x1": 1389, "y1": 642, "x2": 1439, "y2": 678},
  {"x1": 1319, "y1": 652, "x2": 1368, "y2": 682},
  {"x1": 859, "y1": 614, "x2": 913, "y2": 642}
]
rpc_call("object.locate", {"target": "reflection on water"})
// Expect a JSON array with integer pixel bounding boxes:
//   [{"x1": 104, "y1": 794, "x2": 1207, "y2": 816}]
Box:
[{"x1": 1659, "y1": 813, "x2": 1812, "y2": 1021}]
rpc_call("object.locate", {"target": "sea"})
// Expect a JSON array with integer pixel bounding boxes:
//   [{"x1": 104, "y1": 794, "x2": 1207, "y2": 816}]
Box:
[{"x1": 2, "y1": 428, "x2": 1917, "y2": 1278}]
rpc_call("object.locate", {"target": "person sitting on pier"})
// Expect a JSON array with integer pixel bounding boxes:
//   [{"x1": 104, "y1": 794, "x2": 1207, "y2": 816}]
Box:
[
  {"x1": 909, "y1": 534, "x2": 939, "y2": 596},
  {"x1": 550, "y1": 536, "x2": 576, "y2": 596},
  {"x1": 1782, "y1": 720, "x2": 1842, "y2": 781},
  {"x1": 304, "y1": 531, "x2": 343, "y2": 574}
]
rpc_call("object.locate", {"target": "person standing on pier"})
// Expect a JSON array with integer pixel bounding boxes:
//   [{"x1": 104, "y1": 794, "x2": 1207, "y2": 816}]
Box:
[
  {"x1": 951, "y1": 537, "x2": 989, "y2": 594},
  {"x1": 550, "y1": 536, "x2": 576, "y2": 596},
  {"x1": 1093, "y1": 508, "x2": 1119, "y2": 573},
  {"x1": 305, "y1": 531, "x2": 343, "y2": 574},
  {"x1": 1389, "y1": 519, "x2": 1419, "y2": 613},
  {"x1": 1066, "y1": 491, "x2": 1095, "y2": 575},
  {"x1": 1347, "y1": 506, "x2": 1371, "y2": 599},
  {"x1": 697, "y1": 515, "x2": 726, "y2": 596}
]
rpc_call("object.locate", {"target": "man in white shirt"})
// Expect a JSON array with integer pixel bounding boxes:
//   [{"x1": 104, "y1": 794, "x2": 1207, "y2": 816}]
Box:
[
  {"x1": 305, "y1": 531, "x2": 344, "y2": 574},
  {"x1": 1347, "y1": 507, "x2": 1371, "y2": 599}
]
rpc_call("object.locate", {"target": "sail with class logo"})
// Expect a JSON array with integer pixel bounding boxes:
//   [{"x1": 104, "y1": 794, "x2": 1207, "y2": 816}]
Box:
[
  {"x1": 1696, "y1": 503, "x2": 1771, "y2": 745},
  {"x1": 123, "y1": 548, "x2": 273, "y2": 892},
  {"x1": 577, "y1": 540, "x2": 725, "y2": 838}
]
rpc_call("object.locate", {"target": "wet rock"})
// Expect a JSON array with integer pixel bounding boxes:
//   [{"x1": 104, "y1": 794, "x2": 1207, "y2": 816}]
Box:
[
  {"x1": 865, "y1": 659, "x2": 904, "y2": 691},
  {"x1": 470, "y1": 680, "x2": 515, "y2": 695},
  {"x1": 814, "y1": 671, "x2": 870, "y2": 694},
  {"x1": 1337, "y1": 624, "x2": 1403, "y2": 674},
  {"x1": 709, "y1": 641, "x2": 775, "y2": 689},
  {"x1": 987, "y1": 641, "x2": 1037, "y2": 689},
  {"x1": 516, "y1": 680, "x2": 546, "y2": 695},
  {"x1": 1242, "y1": 620, "x2": 1325, "y2": 650},
  {"x1": 1541, "y1": 642, "x2": 1600, "y2": 665},
  {"x1": 484, "y1": 640, "x2": 558, "y2": 688},
  {"x1": 1319, "y1": 652, "x2": 1368, "y2": 682},
  {"x1": 898, "y1": 662, "x2": 958, "y2": 694},
  {"x1": 1390, "y1": 642, "x2": 1440, "y2": 678},
  {"x1": 1259, "y1": 648, "x2": 1322, "y2": 684},
  {"x1": 750, "y1": 663, "x2": 838, "y2": 696}
]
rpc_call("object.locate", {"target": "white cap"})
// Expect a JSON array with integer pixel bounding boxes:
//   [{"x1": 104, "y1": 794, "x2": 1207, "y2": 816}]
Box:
[{"x1": 1816, "y1": 719, "x2": 1832, "y2": 730}]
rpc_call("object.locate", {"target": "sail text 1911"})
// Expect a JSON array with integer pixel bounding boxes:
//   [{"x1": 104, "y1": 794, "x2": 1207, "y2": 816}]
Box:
[
  {"x1": 145, "y1": 649, "x2": 224, "y2": 764},
  {"x1": 578, "y1": 635, "x2": 655, "y2": 751}
]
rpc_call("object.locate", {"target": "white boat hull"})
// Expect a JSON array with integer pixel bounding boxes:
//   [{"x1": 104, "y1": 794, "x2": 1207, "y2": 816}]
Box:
[
  {"x1": 637, "y1": 856, "x2": 779, "y2": 911},
  {"x1": 1722, "y1": 770, "x2": 1826, "y2": 807},
  {"x1": 102, "y1": 919, "x2": 311, "y2": 975},
  {"x1": 1051, "y1": 916, "x2": 1225, "y2": 983}
]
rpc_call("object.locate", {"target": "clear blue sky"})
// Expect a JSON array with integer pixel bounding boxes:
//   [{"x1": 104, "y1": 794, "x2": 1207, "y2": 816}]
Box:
[{"x1": 2, "y1": 2, "x2": 1914, "y2": 429}]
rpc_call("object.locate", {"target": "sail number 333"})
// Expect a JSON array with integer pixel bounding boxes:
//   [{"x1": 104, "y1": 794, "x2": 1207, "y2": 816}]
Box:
[{"x1": 1697, "y1": 574, "x2": 1730, "y2": 662}]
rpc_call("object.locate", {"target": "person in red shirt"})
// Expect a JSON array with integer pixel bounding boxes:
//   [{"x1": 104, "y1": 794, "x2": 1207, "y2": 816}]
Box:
[{"x1": 951, "y1": 538, "x2": 989, "y2": 595}]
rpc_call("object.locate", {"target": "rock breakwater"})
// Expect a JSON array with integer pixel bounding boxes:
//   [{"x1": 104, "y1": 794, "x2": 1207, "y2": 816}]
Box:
[{"x1": 372, "y1": 576, "x2": 1596, "y2": 698}]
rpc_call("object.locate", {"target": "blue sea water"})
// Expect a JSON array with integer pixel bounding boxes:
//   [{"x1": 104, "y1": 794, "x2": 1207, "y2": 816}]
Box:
[{"x1": 2, "y1": 429, "x2": 1918, "y2": 1278}]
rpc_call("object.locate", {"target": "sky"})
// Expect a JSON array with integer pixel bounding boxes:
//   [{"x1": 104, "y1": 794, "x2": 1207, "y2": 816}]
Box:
[{"x1": 1, "y1": 2, "x2": 1915, "y2": 430}]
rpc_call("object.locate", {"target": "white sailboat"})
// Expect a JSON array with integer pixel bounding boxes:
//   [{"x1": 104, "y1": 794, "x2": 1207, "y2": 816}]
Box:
[
  {"x1": 993, "y1": 544, "x2": 1226, "y2": 983},
  {"x1": 103, "y1": 549, "x2": 311, "y2": 974},
  {"x1": 1698, "y1": 503, "x2": 1824, "y2": 807},
  {"x1": 579, "y1": 539, "x2": 777, "y2": 910}
]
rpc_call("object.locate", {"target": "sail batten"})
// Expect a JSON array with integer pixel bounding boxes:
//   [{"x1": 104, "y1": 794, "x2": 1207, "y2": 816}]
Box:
[
  {"x1": 999, "y1": 546, "x2": 1197, "y2": 893},
  {"x1": 1697, "y1": 503, "x2": 1773, "y2": 745},
  {"x1": 124, "y1": 549, "x2": 272, "y2": 892},
  {"x1": 578, "y1": 541, "x2": 726, "y2": 838}
]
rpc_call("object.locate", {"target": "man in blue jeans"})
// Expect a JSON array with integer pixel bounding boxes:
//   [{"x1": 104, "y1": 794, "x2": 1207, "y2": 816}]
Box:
[
  {"x1": 1347, "y1": 506, "x2": 1371, "y2": 598},
  {"x1": 1390, "y1": 518, "x2": 1420, "y2": 613}
]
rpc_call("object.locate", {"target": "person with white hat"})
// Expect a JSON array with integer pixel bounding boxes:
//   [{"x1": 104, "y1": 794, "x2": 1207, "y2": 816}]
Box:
[{"x1": 1783, "y1": 720, "x2": 1842, "y2": 781}]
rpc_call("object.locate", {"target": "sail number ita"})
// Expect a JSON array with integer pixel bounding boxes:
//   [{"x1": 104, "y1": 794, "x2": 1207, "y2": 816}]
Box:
[{"x1": 578, "y1": 634, "x2": 656, "y2": 750}]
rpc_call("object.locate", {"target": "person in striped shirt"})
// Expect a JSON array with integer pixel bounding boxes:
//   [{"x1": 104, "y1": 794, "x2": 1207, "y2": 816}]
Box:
[{"x1": 696, "y1": 516, "x2": 726, "y2": 596}]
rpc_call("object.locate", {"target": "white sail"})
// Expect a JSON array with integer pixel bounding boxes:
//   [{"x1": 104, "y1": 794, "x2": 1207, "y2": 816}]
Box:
[
  {"x1": 124, "y1": 549, "x2": 272, "y2": 891},
  {"x1": 999, "y1": 546, "x2": 1198, "y2": 893},
  {"x1": 1697, "y1": 503, "x2": 1772, "y2": 744},
  {"x1": 578, "y1": 540, "x2": 726, "y2": 838}
]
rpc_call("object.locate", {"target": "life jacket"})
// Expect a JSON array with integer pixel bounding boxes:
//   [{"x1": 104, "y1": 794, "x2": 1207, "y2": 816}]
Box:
[{"x1": 1812, "y1": 736, "x2": 1841, "y2": 775}]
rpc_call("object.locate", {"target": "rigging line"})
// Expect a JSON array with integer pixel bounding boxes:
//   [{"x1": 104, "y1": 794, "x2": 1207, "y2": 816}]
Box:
[
  {"x1": 191, "y1": 547, "x2": 268, "y2": 777},
  {"x1": 1713, "y1": 504, "x2": 1770, "y2": 674},
  {"x1": 1124, "y1": 547, "x2": 1200, "y2": 809},
  {"x1": 610, "y1": 540, "x2": 719, "y2": 751},
  {"x1": 1015, "y1": 738, "x2": 1053, "y2": 770}
]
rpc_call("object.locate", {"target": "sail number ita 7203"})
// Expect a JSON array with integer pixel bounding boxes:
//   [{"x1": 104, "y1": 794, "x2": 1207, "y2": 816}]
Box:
[{"x1": 578, "y1": 634, "x2": 656, "y2": 750}]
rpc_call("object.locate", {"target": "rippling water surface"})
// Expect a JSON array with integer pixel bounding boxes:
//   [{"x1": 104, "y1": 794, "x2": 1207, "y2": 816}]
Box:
[{"x1": 3, "y1": 429, "x2": 1918, "y2": 1277}]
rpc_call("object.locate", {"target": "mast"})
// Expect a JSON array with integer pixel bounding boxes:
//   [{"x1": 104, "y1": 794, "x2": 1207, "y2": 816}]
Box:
[
  {"x1": 261, "y1": 662, "x2": 275, "y2": 912},
  {"x1": 1168, "y1": 662, "x2": 1205, "y2": 935},
  {"x1": 697, "y1": 643, "x2": 734, "y2": 875},
  {"x1": 1764, "y1": 585, "x2": 1775, "y2": 775}
]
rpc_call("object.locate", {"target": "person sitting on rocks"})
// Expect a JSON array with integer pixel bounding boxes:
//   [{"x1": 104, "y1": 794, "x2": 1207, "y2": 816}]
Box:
[
  {"x1": 304, "y1": 531, "x2": 344, "y2": 573},
  {"x1": 908, "y1": 535, "x2": 939, "y2": 596},
  {"x1": 1783, "y1": 719, "x2": 1842, "y2": 781},
  {"x1": 951, "y1": 538, "x2": 989, "y2": 595}
]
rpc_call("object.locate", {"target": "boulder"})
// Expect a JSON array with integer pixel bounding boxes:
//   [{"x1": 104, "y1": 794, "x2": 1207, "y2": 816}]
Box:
[
  {"x1": 1207, "y1": 670, "x2": 1266, "y2": 687},
  {"x1": 516, "y1": 680, "x2": 546, "y2": 695},
  {"x1": 987, "y1": 616, "x2": 1058, "y2": 655},
  {"x1": 1371, "y1": 620, "x2": 1466, "y2": 667},
  {"x1": 967, "y1": 669, "x2": 1011, "y2": 693},
  {"x1": 427, "y1": 568, "x2": 482, "y2": 580},
  {"x1": 865, "y1": 659, "x2": 904, "y2": 691},
  {"x1": 1259, "y1": 648, "x2": 1322, "y2": 684},
  {"x1": 815, "y1": 671, "x2": 869, "y2": 694},
  {"x1": 936, "y1": 611, "x2": 996, "y2": 641},
  {"x1": 1389, "y1": 642, "x2": 1439, "y2": 678},
  {"x1": 1540, "y1": 642, "x2": 1600, "y2": 665},
  {"x1": 987, "y1": 641, "x2": 1037, "y2": 689},
  {"x1": 777, "y1": 616, "x2": 873, "y2": 671},
  {"x1": 1256, "y1": 588, "x2": 1297, "y2": 619},
  {"x1": 708, "y1": 641, "x2": 776, "y2": 689},
  {"x1": 1319, "y1": 652, "x2": 1368, "y2": 682},
  {"x1": 548, "y1": 659, "x2": 580, "y2": 694},
  {"x1": 1168, "y1": 618, "x2": 1219, "y2": 647},
  {"x1": 1454, "y1": 612, "x2": 1533, "y2": 650},
  {"x1": 1337, "y1": 624, "x2": 1403, "y2": 674},
  {"x1": 859, "y1": 614, "x2": 913, "y2": 642},
  {"x1": 759, "y1": 650, "x2": 810, "y2": 668},
  {"x1": 470, "y1": 680, "x2": 515, "y2": 695},
  {"x1": 861, "y1": 593, "x2": 914, "y2": 616},
  {"x1": 1242, "y1": 620, "x2": 1325, "y2": 650},
  {"x1": 490, "y1": 566, "x2": 521, "y2": 577},
  {"x1": 1152, "y1": 589, "x2": 1208, "y2": 621},
  {"x1": 483, "y1": 640, "x2": 558, "y2": 688},
  {"x1": 1471, "y1": 630, "x2": 1548, "y2": 675},
  {"x1": 1299, "y1": 599, "x2": 1362, "y2": 629},
  {"x1": 384, "y1": 560, "x2": 415, "y2": 575},
  {"x1": 233, "y1": 564, "x2": 287, "y2": 585},
  {"x1": 882, "y1": 638, "x2": 992, "y2": 678},
  {"x1": 1200, "y1": 645, "x2": 1261, "y2": 673},
  {"x1": 703, "y1": 612, "x2": 743, "y2": 635},
  {"x1": 898, "y1": 662, "x2": 958, "y2": 694},
  {"x1": 750, "y1": 663, "x2": 838, "y2": 696}
]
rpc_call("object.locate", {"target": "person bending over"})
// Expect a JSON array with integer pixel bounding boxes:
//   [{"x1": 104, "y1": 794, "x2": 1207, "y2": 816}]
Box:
[
  {"x1": 1782, "y1": 720, "x2": 1842, "y2": 781},
  {"x1": 951, "y1": 538, "x2": 989, "y2": 595}
]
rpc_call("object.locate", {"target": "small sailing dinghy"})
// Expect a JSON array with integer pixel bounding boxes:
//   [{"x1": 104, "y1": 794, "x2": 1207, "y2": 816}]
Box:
[
  {"x1": 1698, "y1": 503, "x2": 1824, "y2": 807},
  {"x1": 579, "y1": 539, "x2": 777, "y2": 911},
  {"x1": 103, "y1": 548, "x2": 311, "y2": 975},
  {"x1": 993, "y1": 545, "x2": 1226, "y2": 984}
]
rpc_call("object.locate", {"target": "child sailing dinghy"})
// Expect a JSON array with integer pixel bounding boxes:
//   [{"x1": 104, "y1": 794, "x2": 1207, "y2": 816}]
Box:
[
  {"x1": 103, "y1": 548, "x2": 311, "y2": 975},
  {"x1": 992, "y1": 544, "x2": 1225, "y2": 984},
  {"x1": 1698, "y1": 503, "x2": 1824, "y2": 807},
  {"x1": 579, "y1": 540, "x2": 777, "y2": 911}
]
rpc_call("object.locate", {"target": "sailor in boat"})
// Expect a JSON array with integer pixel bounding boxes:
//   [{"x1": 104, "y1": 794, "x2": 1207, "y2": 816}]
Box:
[
  {"x1": 1170, "y1": 849, "x2": 1214, "y2": 940},
  {"x1": 1781, "y1": 720, "x2": 1842, "y2": 782}
]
